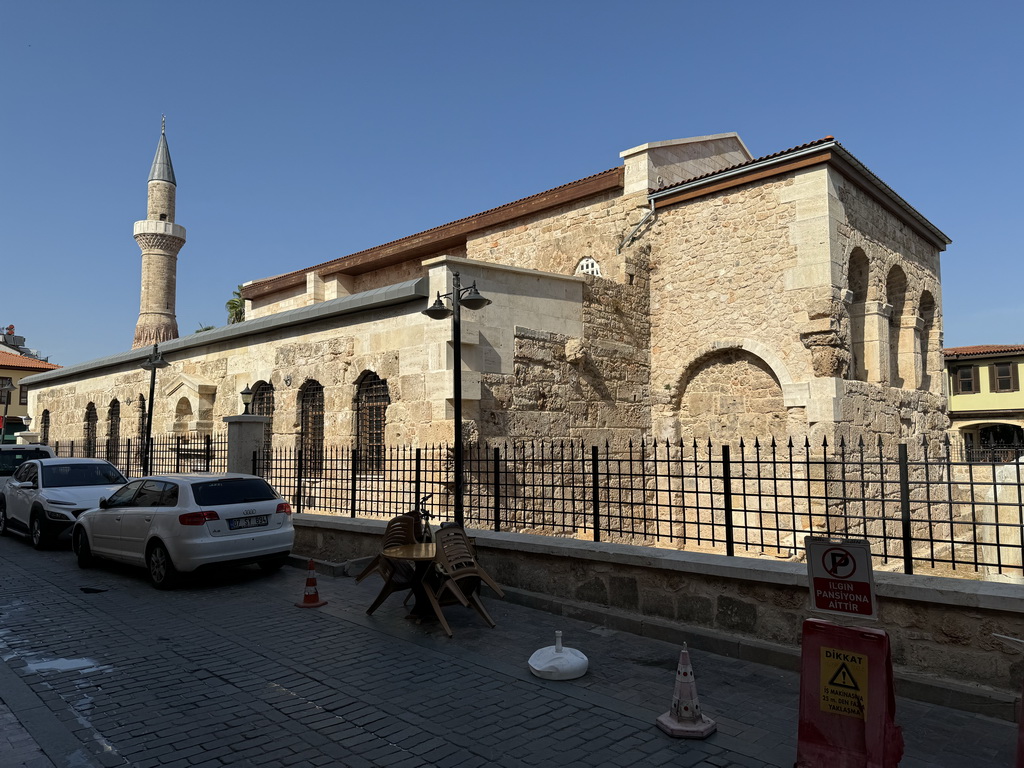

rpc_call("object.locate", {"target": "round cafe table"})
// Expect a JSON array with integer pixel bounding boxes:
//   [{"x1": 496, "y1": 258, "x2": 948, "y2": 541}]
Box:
[{"x1": 382, "y1": 542, "x2": 438, "y2": 619}]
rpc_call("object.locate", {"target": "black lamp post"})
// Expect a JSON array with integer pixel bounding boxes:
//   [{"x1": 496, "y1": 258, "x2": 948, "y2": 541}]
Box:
[
  {"x1": 139, "y1": 344, "x2": 169, "y2": 475},
  {"x1": 240, "y1": 385, "x2": 253, "y2": 415},
  {"x1": 0, "y1": 380, "x2": 14, "y2": 444},
  {"x1": 422, "y1": 271, "x2": 490, "y2": 527}
]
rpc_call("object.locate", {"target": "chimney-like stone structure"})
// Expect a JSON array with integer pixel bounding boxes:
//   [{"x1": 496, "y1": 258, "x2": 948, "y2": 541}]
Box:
[{"x1": 132, "y1": 117, "x2": 185, "y2": 349}]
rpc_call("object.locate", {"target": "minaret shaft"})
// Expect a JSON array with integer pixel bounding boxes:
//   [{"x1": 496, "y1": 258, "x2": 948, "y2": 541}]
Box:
[{"x1": 132, "y1": 124, "x2": 185, "y2": 350}]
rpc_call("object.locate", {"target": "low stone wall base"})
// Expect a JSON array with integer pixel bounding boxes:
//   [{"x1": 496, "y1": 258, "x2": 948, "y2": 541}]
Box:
[{"x1": 292, "y1": 514, "x2": 1024, "y2": 721}]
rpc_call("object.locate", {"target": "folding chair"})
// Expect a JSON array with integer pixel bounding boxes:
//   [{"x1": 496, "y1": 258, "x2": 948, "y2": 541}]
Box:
[
  {"x1": 422, "y1": 525, "x2": 505, "y2": 637},
  {"x1": 358, "y1": 514, "x2": 418, "y2": 615}
]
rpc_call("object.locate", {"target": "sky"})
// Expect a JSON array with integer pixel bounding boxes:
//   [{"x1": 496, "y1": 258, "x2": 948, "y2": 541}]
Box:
[{"x1": 1, "y1": 1, "x2": 1020, "y2": 367}]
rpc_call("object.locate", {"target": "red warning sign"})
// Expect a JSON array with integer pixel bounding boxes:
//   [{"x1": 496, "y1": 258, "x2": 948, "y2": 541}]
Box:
[{"x1": 806, "y1": 537, "x2": 876, "y2": 619}]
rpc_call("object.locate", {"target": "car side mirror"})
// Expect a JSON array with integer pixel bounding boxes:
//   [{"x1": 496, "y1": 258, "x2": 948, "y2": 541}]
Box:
[{"x1": 98, "y1": 497, "x2": 108, "y2": 509}]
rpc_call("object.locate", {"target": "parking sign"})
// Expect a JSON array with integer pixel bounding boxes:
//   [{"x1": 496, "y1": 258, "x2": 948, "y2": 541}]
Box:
[{"x1": 805, "y1": 537, "x2": 876, "y2": 619}]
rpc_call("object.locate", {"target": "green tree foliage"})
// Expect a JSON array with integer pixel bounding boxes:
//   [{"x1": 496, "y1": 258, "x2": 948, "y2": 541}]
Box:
[{"x1": 226, "y1": 285, "x2": 245, "y2": 324}]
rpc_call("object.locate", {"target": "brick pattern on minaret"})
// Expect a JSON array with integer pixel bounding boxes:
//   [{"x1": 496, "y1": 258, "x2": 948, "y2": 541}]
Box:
[{"x1": 132, "y1": 120, "x2": 185, "y2": 349}]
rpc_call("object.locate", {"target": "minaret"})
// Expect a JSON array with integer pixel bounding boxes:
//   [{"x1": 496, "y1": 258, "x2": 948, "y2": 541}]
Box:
[{"x1": 132, "y1": 116, "x2": 185, "y2": 349}]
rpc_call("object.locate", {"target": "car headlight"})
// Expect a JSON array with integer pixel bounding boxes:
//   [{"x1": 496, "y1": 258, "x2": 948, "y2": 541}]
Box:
[{"x1": 45, "y1": 508, "x2": 75, "y2": 521}]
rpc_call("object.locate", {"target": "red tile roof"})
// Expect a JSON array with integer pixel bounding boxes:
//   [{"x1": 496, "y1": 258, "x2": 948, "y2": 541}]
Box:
[
  {"x1": 0, "y1": 350, "x2": 61, "y2": 371},
  {"x1": 944, "y1": 345, "x2": 1024, "y2": 359}
]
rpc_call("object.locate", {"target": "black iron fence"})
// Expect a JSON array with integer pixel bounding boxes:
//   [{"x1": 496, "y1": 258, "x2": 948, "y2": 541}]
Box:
[
  {"x1": 253, "y1": 437, "x2": 1024, "y2": 578},
  {"x1": 47, "y1": 433, "x2": 1024, "y2": 578},
  {"x1": 52, "y1": 433, "x2": 227, "y2": 477}
]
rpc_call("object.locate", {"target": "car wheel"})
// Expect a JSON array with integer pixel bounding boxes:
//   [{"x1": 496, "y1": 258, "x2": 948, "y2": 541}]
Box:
[
  {"x1": 74, "y1": 529, "x2": 94, "y2": 569},
  {"x1": 0, "y1": 500, "x2": 8, "y2": 537},
  {"x1": 30, "y1": 513, "x2": 49, "y2": 551},
  {"x1": 147, "y1": 542, "x2": 179, "y2": 590},
  {"x1": 259, "y1": 555, "x2": 289, "y2": 573}
]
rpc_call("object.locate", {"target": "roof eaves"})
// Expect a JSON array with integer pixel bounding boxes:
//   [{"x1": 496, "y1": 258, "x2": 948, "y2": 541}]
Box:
[
  {"x1": 649, "y1": 137, "x2": 951, "y2": 251},
  {"x1": 943, "y1": 345, "x2": 1024, "y2": 360},
  {"x1": 22, "y1": 278, "x2": 430, "y2": 388}
]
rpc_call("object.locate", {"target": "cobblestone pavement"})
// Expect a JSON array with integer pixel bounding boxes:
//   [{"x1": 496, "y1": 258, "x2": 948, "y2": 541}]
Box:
[{"x1": 0, "y1": 534, "x2": 1016, "y2": 767}]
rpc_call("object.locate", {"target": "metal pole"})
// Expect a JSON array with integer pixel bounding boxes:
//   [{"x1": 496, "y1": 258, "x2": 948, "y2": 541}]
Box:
[
  {"x1": 452, "y1": 272, "x2": 464, "y2": 527},
  {"x1": 144, "y1": 361, "x2": 156, "y2": 475}
]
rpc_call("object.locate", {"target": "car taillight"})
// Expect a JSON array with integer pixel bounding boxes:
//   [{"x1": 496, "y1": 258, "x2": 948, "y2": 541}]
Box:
[
  {"x1": 276, "y1": 502, "x2": 293, "y2": 515},
  {"x1": 179, "y1": 511, "x2": 220, "y2": 526}
]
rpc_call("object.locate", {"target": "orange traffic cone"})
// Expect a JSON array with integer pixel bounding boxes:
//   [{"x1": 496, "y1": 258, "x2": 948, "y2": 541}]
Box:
[
  {"x1": 295, "y1": 559, "x2": 328, "y2": 608},
  {"x1": 656, "y1": 644, "x2": 716, "y2": 738}
]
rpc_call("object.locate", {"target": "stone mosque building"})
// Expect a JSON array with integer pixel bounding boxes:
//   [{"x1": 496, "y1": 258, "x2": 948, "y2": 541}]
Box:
[{"x1": 23, "y1": 126, "x2": 951, "y2": 455}]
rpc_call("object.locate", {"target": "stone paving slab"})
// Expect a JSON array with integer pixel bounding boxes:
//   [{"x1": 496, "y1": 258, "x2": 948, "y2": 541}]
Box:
[{"x1": 0, "y1": 535, "x2": 1017, "y2": 767}]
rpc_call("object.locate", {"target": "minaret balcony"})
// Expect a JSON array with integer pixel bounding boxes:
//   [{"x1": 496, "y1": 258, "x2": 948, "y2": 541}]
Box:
[{"x1": 133, "y1": 220, "x2": 186, "y2": 240}]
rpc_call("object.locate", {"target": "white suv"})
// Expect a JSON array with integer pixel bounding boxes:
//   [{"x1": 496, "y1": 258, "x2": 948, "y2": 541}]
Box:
[
  {"x1": 0, "y1": 458, "x2": 127, "y2": 549},
  {"x1": 0, "y1": 444, "x2": 55, "y2": 479},
  {"x1": 72, "y1": 473, "x2": 294, "y2": 589}
]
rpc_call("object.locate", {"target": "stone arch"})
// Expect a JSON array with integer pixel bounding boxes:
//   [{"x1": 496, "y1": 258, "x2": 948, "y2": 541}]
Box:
[
  {"x1": 885, "y1": 265, "x2": 909, "y2": 387},
  {"x1": 353, "y1": 371, "x2": 390, "y2": 473},
  {"x1": 847, "y1": 248, "x2": 870, "y2": 381},
  {"x1": 299, "y1": 379, "x2": 325, "y2": 476},
  {"x1": 919, "y1": 290, "x2": 937, "y2": 392},
  {"x1": 107, "y1": 399, "x2": 121, "y2": 465},
  {"x1": 173, "y1": 397, "x2": 193, "y2": 433},
  {"x1": 251, "y1": 380, "x2": 275, "y2": 457},
  {"x1": 84, "y1": 403, "x2": 98, "y2": 457},
  {"x1": 671, "y1": 339, "x2": 805, "y2": 442}
]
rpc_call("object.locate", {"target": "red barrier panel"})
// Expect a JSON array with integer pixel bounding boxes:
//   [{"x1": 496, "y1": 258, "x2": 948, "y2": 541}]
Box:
[{"x1": 796, "y1": 619, "x2": 903, "y2": 768}]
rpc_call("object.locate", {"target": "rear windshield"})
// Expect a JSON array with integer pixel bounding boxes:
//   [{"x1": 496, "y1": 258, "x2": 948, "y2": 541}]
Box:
[
  {"x1": 0, "y1": 449, "x2": 52, "y2": 476},
  {"x1": 192, "y1": 478, "x2": 278, "y2": 506},
  {"x1": 42, "y1": 463, "x2": 128, "y2": 488}
]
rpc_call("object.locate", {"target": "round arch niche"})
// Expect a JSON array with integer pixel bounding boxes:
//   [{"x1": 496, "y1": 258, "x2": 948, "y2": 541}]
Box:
[{"x1": 676, "y1": 348, "x2": 791, "y2": 442}]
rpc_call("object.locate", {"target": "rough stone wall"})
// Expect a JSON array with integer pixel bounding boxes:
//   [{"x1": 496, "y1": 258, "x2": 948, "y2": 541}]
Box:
[
  {"x1": 648, "y1": 165, "x2": 948, "y2": 448},
  {"x1": 677, "y1": 349, "x2": 789, "y2": 443},
  {"x1": 34, "y1": 305, "x2": 434, "y2": 449},
  {"x1": 475, "y1": 255, "x2": 651, "y2": 447},
  {"x1": 832, "y1": 168, "x2": 945, "y2": 392},
  {"x1": 465, "y1": 190, "x2": 648, "y2": 284},
  {"x1": 649, "y1": 174, "x2": 810, "y2": 443}
]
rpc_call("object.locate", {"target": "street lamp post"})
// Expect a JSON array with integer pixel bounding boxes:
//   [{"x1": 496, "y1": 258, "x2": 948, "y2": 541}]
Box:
[
  {"x1": 423, "y1": 271, "x2": 490, "y2": 527},
  {"x1": 139, "y1": 344, "x2": 170, "y2": 475},
  {"x1": 0, "y1": 380, "x2": 14, "y2": 444}
]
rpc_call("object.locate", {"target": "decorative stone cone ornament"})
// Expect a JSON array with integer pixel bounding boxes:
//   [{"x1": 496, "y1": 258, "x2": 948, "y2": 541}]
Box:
[
  {"x1": 295, "y1": 559, "x2": 328, "y2": 608},
  {"x1": 656, "y1": 643, "x2": 716, "y2": 738},
  {"x1": 528, "y1": 631, "x2": 588, "y2": 680}
]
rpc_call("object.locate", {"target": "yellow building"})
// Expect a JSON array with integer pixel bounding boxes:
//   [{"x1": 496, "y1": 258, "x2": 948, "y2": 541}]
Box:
[{"x1": 945, "y1": 344, "x2": 1024, "y2": 458}]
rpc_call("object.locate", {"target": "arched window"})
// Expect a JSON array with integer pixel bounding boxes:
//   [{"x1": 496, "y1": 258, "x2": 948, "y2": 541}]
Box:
[
  {"x1": 251, "y1": 381, "x2": 275, "y2": 473},
  {"x1": 355, "y1": 372, "x2": 390, "y2": 473},
  {"x1": 107, "y1": 399, "x2": 121, "y2": 465},
  {"x1": 84, "y1": 403, "x2": 98, "y2": 457},
  {"x1": 847, "y1": 248, "x2": 869, "y2": 381},
  {"x1": 40, "y1": 410, "x2": 50, "y2": 445},
  {"x1": 575, "y1": 257, "x2": 602, "y2": 277},
  {"x1": 886, "y1": 266, "x2": 908, "y2": 388},
  {"x1": 299, "y1": 380, "x2": 325, "y2": 477},
  {"x1": 174, "y1": 397, "x2": 193, "y2": 433},
  {"x1": 919, "y1": 292, "x2": 937, "y2": 392}
]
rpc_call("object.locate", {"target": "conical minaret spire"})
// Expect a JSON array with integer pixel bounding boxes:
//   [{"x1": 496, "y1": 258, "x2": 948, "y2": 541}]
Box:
[{"x1": 132, "y1": 117, "x2": 185, "y2": 349}]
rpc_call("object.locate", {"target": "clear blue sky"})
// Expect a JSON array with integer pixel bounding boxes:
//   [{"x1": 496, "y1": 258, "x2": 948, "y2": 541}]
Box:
[{"x1": 2, "y1": 1, "x2": 1020, "y2": 367}]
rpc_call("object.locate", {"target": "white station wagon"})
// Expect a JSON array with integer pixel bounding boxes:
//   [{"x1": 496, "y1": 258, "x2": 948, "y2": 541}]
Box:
[{"x1": 72, "y1": 473, "x2": 294, "y2": 589}]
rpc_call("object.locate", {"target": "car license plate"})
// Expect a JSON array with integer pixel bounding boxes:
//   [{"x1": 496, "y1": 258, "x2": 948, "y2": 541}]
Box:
[{"x1": 228, "y1": 515, "x2": 268, "y2": 530}]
